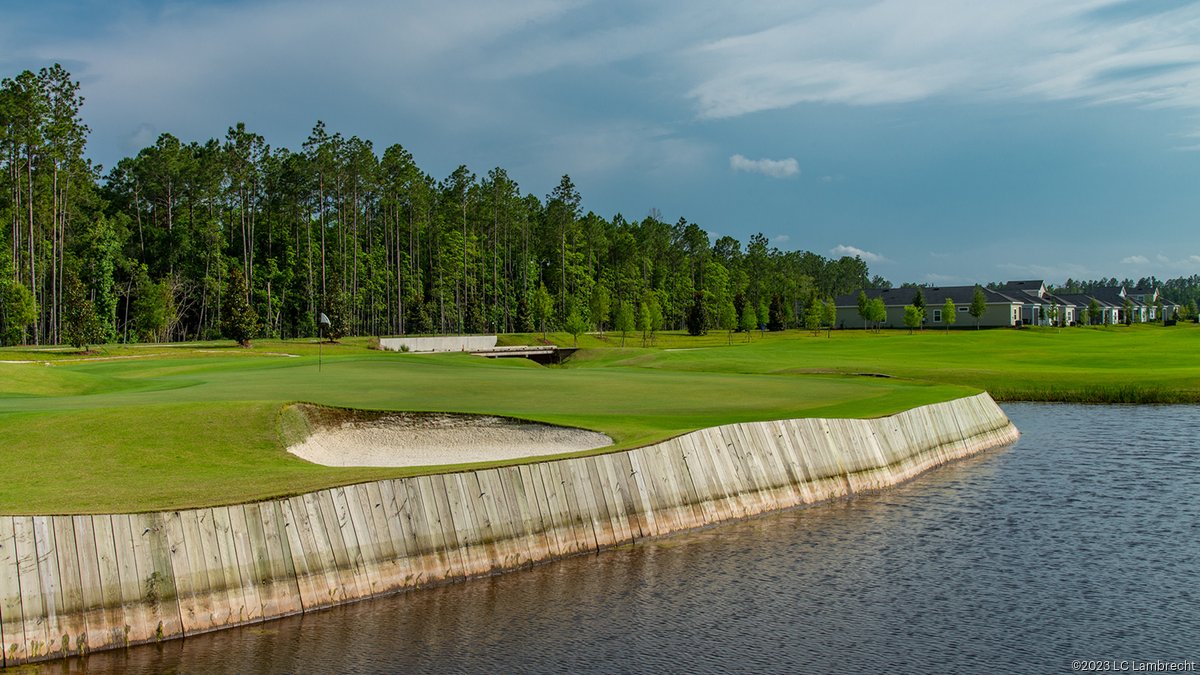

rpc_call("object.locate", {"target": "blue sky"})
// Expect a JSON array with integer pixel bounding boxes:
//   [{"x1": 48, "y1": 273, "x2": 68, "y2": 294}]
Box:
[{"x1": 5, "y1": 0, "x2": 1200, "y2": 286}]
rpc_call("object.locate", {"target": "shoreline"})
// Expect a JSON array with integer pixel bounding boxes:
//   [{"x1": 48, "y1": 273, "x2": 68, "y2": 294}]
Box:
[{"x1": 0, "y1": 393, "x2": 1018, "y2": 666}]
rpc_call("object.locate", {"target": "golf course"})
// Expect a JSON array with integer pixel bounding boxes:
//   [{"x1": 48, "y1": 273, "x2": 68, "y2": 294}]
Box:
[{"x1": 1, "y1": 324, "x2": 1193, "y2": 514}]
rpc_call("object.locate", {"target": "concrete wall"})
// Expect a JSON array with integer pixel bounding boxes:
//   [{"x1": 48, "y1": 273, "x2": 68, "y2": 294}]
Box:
[
  {"x1": 0, "y1": 393, "x2": 1017, "y2": 666},
  {"x1": 377, "y1": 336, "x2": 498, "y2": 353}
]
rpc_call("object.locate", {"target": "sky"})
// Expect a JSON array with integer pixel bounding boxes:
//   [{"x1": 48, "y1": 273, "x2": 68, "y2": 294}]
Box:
[{"x1": 4, "y1": 0, "x2": 1200, "y2": 286}]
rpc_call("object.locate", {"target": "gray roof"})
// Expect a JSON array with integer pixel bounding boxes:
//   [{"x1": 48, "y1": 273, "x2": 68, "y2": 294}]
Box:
[
  {"x1": 836, "y1": 286, "x2": 1017, "y2": 307},
  {"x1": 999, "y1": 280, "x2": 1045, "y2": 293}
]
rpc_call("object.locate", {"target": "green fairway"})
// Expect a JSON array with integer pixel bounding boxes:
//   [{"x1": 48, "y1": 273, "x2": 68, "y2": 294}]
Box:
[
  {"x1": 1, "y1": 323, "x2": 1192, "y2": 514},
  {"x1": 0, "y1": 337, "x2": 974, "y2": 514}
]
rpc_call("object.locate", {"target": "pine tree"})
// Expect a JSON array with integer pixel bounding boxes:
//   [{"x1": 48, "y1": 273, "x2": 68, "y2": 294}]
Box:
[
  {"x1": 222, "y1": 268, "x2": 257, "y2": 347},
  {"x1": 63, "y1": 272, "x2": 104, "y2": 351}
]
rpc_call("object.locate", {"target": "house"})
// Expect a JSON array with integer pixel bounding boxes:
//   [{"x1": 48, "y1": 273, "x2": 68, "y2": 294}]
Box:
[
  {"x1": 837, "y1": 280, "x2": 1185, "y2": 329},
  {"x1": 835, "y1": 286, "x2": 1022, "y2": 329}
]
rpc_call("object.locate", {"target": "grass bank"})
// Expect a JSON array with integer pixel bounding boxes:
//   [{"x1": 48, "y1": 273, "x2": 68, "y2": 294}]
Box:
[
  {"x1": 2, "y1": 323, "x2": 1190, "y2": 513},
  {"x1": 0, "y1": 338, "x2": 970, "y2": 514}
]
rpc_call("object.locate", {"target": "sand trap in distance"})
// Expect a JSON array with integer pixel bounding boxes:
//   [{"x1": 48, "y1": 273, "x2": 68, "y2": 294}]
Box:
[{"x1": 288, "y1": 407, "x2": 613, "y2": 467}]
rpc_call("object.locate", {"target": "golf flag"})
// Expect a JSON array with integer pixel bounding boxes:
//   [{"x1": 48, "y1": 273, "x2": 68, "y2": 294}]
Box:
[{"x1": 319, "y1": 313, "x2": 331, "y2": 326}]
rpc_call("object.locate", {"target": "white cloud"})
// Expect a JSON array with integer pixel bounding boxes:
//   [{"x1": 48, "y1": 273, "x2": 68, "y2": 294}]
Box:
[
  {"x1": 729, "y1": 154, "x2": 800, "y2": 178},
  {"x1": 773, "y1": 234, "x2": 790, "y2": 243},
  {"x1": 1121, "y1": 255, "x2": 1149, "y2": 264},
  {"x1": 831, "y1": 244, "x2": 886, "y2": 263},
  {"x1": 924, "y1": 273, "x2": 961, "y2": 284},
  {"x1": 682, "y1": 1, "x2": 1200, "y2": 129}
]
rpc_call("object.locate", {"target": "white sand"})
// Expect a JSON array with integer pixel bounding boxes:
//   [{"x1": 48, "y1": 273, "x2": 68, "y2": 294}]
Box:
[{"x1": 288, "y1": 411, "x2": 613, "y2": 467}]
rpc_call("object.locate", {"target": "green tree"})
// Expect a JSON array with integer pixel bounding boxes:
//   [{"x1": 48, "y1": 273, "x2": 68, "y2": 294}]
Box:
[
  {"x1": 867, "y1": 297, "x2": 887, "y2": 332},
  {"x1": 911, "y1": 288, "x2": 926, "y2": 330},
  {"x1": 63, "y1": 272, "x2": 104, "y2": 351},
  {"x1": 614, "y1": 302, "x2": 634, "y2": 347},
  {"x1": 222, "y1": 267, "x2": 257, "y2": 347},
  {"x1": 1079, "y1": 306, "x2": 1090, "y2": 326},
  {"x1": 969, "y1": 286, "x2": 987, "y2": 329},
  {"x1": 803, "y1": 301, "x2": 822, "y2": 335},
  {"x1": 637, "y1": 301, "x2": 651, "y2": 347},
  {"x1": 856, "y1": 290, "x2": 870, "y2": 330},
  {"x1": 1043, "y1": 303, "x2": 1058, "y2": 328},
  {"x1": 903, "y1": 304, "x2": 923, "y2": 334},
  {"x1": 739, "y1": 303, "x2": 756, "y2": 342},
  {"x1": 647, "y1": 294, "x2": 664, "y2": 345},
  {"x1": 588, "y1": 285, "x2": 610, "y2": 337},
  {"x1": 324, "y1": 289, "x2": 350, "y2": 342},
  {"x1": 0, "y1": 282, "x2": 37, "y2": 346},
  {"x1": 686, "y1": 291, "x2": 708, "y2": 336},
  {"x1": 1087, "y1": 298, "x2": 1101, "y2": 325},
  {"x1": 942, "y1": 297, "x2": 956, "y2": 333},
  {"x1": 718, "y1": 299, "x2": 737, "y2": 344},
  {"x1": 565, "y1": 305, "x2": 588, "y2": 347},
  {"x1": 533, "y1": 283, "x2": 554, "y2": 340},
  {"x1": 132, "y1": 271, "x2": 174, "y2": 342},
  {"x1": 1122, "y1": 296, "x2": 1133, "y2": 325}
]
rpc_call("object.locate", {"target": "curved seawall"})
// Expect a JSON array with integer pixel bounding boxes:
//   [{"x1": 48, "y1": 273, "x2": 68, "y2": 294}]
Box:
[{"x1": 0, "y1": 393, "x2": 1017, "y2": 666}]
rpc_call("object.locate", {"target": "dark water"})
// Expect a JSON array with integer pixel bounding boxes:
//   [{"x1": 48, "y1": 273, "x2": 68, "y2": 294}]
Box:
[{"x1": 23, "y1": 404, "x2": 1200, "y2": 674}]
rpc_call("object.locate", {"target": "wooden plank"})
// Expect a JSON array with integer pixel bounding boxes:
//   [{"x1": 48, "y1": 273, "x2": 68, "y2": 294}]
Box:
[
  {"x1": 441, "y1": 473, "x2": 489, "y2": 577},
  {"x1": 301, "y1": 491, "x2": 355, "y2": 605},
  {"x1": 0, "y1": 516, "x2": 25, "y2": 666},
  {"x1": 497, "y1": 465, "x2": 540, "y2": 567},
  {"x1": 256, "y1": 500, "x2": 303, "y2": 619},
  {"x1": 538, "y1": 461, "x2": 584, "y2": 555},
  {"x1": 578, "y1": 458, "x2": 617, "y2": 548},
  {"x1": 70, "y1": 516, "x2": 110, "y2": 655},
  {"x1": 524, "y1": 463, "x2": 565, "y2": 558},
  {"x1": 217, "y1": 506, "x2": 263, "y2": 626},
  {"x1": 88, "y1": 515, "x2": 130, "y2": 651},
  {"x1": 406, "y1": 477, "x2": 458, "y2": 584},
  {"x1": 310, "y1": 490, "x2": 363, "y2": 602},
  {"x1": 328, "y1": 488, "x2": 376, "y2": 597},
  {"x1": 13, "y1": 516, "x2": 48, "y2": 661},
  {"x1": 374, "y1": 480, "x2": 417, "y2": 591},
  {"x1": 166, "y1": 510, "x2": 207, "y2": 634},
  {"x1": 424, "y1": 475, "x2": 467, "y2": 581},
  {"x1": 389, "y1": 479, "x2": 436, "y2": 588},
  {"x1": 199, "y1": 506, "x2": 243, "y2": 629},
  {"x1": 338, "y1": 486, "x2": 383, "y2": 596},
  {"x1": 110, "y1": 515, "x2": 154, "y2": 645},
  {"x1": 480, "y1": 468, "x2": 524, "y2": 569},
  {"x1": 278, "y1": 497, "x2": 331, "y2": 610},
  {"x1": 626, "y1": 450, "x2": 662, "y2": 537},
  {"x1": 361, "y1": 482, "x2": 405, "y2": 593},
  {"x1": 47, "y1": 517, "x2": 88, "y2": 656},
  {"x1": 30, "y1": 516, "x2": 71, "y2": 659},
  {"x1": 134, "y1": 512, "x2": 183, "y2": 641},
  {"x1": 549, "y1": 461, "x2": 596, "y2": 555},
  {"x1": 459, "y1": 472, "x2": 503, "y2": 574}
]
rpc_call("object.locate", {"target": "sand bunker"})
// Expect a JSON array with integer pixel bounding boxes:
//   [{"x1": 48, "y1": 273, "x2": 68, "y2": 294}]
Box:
[{"x1": 287, "y1": 407, "x2": 613, "y2": 467}]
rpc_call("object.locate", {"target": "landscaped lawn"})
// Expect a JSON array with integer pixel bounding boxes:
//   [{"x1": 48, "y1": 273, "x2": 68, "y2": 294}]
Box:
[{"x1": 1, "y1": 322, "x2": 1191, "y2": 514}]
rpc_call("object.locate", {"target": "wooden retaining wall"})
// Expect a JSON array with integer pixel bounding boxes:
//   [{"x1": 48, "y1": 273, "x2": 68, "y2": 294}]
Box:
[{"x1": 0, "y1": 393, "x2": 1018, "y2": 666}]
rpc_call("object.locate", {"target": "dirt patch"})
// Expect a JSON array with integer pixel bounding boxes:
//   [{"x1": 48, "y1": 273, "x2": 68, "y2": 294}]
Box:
[{"x1": 285, "y1": 405, "x2": 613, "y2": 467}]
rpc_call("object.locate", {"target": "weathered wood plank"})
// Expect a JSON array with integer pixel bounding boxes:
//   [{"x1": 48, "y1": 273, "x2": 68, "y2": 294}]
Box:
[
  {"x1": 0, "y1": 517, "x2": 25, "y2": 666},
  {"x1": 255, "y1": 501, "x2": 303, "y2": 618}
]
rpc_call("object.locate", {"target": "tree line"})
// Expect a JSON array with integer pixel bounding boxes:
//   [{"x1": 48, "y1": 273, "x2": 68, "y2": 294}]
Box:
[{"x1": 1, "y1": 64, "x2": 880, "y2": 347}]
